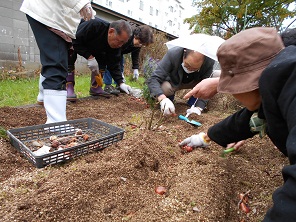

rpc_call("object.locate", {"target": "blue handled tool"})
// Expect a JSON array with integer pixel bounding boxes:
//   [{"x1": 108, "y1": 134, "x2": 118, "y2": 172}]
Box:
[{"x1": 178, "y1": 115, "x2": 202, "y2": 127}]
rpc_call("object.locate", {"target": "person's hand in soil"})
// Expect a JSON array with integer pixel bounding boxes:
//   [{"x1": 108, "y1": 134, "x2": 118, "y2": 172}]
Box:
[
  {"x1": 179, "y1": 132, "x2": 210, "y2": 147},
  {"x1": 119, "y1": 83, "x2": 132, "y2": 94},
  {"x1": 159, "y1": 97, "x2": 176, "y2": 116},
  {"x1": 226, "y1": 140, "x2": 246, "y2": 151}
]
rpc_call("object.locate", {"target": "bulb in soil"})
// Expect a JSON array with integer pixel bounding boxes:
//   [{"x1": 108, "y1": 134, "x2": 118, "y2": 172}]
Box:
[{"x1": 155, "y1": 186, "x2": 167, "y2": 195}]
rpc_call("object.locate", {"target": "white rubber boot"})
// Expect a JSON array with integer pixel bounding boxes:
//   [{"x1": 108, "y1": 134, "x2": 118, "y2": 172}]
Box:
[
  {"x1": 37, "y1": 74, "x2": 46, "y2": 105},
  {"x1": 44, "y1": 89, "x2": 67, "y2": 124}
]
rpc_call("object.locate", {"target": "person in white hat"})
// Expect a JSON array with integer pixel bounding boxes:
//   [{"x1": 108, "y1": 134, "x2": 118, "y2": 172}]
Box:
[{"x1": 147, "y1": 46, "x2": 215, "y2": 116}]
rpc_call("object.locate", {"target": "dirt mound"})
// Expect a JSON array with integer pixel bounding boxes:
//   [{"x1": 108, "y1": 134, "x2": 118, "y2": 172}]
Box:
[{"x1": 0, "y1": 94, "x2": 287, "y2": 221}]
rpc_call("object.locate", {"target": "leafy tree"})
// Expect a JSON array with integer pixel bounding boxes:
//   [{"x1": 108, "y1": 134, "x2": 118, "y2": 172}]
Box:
[{"x1": 184, "y1": 0, "x2": 296, "y2": 38}]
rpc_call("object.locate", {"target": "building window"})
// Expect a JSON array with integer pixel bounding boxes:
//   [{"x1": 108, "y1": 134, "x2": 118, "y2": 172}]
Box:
[
  {"x1": 168, "y1": 20, "x2": 172, "y2": 26},
  {"x1": 128, "y1": 10, "x2": 132, "y2": 16},
  {"x1": 156, "y1": 9, "x2": 159, "y2": 16},
  {"x1": 139, "y1": 0, "x2": 143, "y2": 10},
  {"x1": 179, "y1": 10, "x2": 181, "y2": 17},
  {"x1": 169, "y1": 6, "x2": 173, "y2": 12},
  {"x1": 109, "y1": 1, "x2": 112, "y2": 7},
  {"x1": 150, "y1": 6, "x2": 153, "y2": 15}
]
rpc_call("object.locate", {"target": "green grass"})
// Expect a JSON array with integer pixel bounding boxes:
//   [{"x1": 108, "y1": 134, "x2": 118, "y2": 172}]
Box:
[{"x1": 0, "y1": 74, "x2": 146, "y2": 107}]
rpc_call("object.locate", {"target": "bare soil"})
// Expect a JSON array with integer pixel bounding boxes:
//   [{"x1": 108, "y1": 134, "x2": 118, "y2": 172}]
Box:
[{"x1": 0, "y1": 93, "x2": 288, "y2": 222}]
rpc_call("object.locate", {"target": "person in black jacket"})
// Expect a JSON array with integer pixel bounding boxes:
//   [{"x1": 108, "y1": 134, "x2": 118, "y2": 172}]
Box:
[
  {"x1": 280, "y1": 27, "x2": 296, "y2": 47},
  {"x1": 146, "y1": 46, "x2": 215, "y2": 115},
  {"x1": 103, "y1": 25, "x2": 154, "y2": 95},
  {"x1": 180, "y1": 27, "x2": 296, "y2": 221},
  {"x1": 70, "y1": 18, "x2": 133, "y2": 98}
]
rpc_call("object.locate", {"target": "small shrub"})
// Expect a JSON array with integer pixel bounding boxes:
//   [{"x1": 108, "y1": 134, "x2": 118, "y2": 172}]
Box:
[
  {"x1": 141, "y1": 55, "x2": 159, "y2": 109},
  {"x1": 141, "y1": 56, "x2": 165, "y2": 130},
  {"x1": 139, "y1": 30, "x2": 168, "y2": 66}
]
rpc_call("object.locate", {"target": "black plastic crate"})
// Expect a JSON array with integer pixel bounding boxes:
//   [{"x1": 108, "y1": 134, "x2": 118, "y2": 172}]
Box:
[{"x1": 7, "y1": 118, "x2": 124, "y2": 168}]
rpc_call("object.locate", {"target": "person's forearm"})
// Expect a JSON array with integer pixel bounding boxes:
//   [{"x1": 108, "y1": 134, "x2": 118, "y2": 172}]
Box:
[{"x1": 184, "y1": 77, "x2": 219, "y2": 100}]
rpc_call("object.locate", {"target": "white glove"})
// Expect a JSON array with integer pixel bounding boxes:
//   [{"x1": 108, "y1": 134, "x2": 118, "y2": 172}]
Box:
[
  {"x1": 160, "y1": 98, "x2": 175, "y2": 115},
  {"x1": 119, "y1": 83, "x2": 132, "y2": 94},
  {"x1": 186, "y1": 106, "x2": 202, "y2": 117},
  {"x1": 179, "y1": 132, "x2": 210, "y2": 147},
  {"x1": 79, "y1": 3, "x2": 95, "y2": 21},
  {"x1": 133, "y1": 69, "x2": 139, "y2": 79},
  {"x1": 87, "y1": 57, "x2": 99, "y2": 72}
]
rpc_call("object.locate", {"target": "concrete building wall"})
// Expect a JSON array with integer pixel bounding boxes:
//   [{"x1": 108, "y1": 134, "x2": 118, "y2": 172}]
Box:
[
  {"x1": 0, "y1": 0, "x2": 39, "y2": 70},
  {"x1": 0, "y1": 0, "x2": 177, "y2": 73},
  {"x1": 0, "y1": 1, "x2": 100, "y2": 73}
]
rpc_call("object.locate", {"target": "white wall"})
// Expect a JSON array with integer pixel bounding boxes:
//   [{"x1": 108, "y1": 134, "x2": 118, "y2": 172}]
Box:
[{"x1": 92, "y1": 0, "x2": 190, "y2": 37}]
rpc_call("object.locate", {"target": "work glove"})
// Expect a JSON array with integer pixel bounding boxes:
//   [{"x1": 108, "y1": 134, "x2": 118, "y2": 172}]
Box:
[
  {"x1": 133, "y1": 69, "x2": 139, "y2": 80},
  {"x1": 119, "y1": 83, "x2": 132, "y2": 94},
  {"x1": 186, "y1": 106, "x2": 202, "y2": 117},
  {"x1": 160, "y1": 98, "x2": 175, "y2": 115},
  {"x1": 87, "y1": 57, "x2": 99, "y2": 72},
  {"x1": 94, "y1": 70, "x2": 104, "y2": 87},
  {"x1": 179, "y1": 132, "x2": 210, "y2": 147},
  {"x1": 79, "y1": 3, "x2": 95, "y2": 21}
]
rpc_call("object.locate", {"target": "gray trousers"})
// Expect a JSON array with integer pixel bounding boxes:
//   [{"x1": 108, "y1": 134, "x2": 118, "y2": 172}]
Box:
[{"x1": 161, "y1": 81, "x2": 208, "y2": 109}]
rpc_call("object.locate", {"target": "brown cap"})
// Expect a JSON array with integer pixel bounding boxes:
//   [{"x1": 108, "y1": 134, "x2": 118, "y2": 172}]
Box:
[{"x1": 217, "y1": 27, "x2": 284, "y2": 94}]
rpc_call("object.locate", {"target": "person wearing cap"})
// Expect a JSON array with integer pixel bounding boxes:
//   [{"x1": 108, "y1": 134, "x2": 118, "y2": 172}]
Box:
[
  {"x1": 180, "y1": 27, "x2": 296, "y2": 220},
  {"x1": 281, "y1": 27, "x2": 296, "y2": 47},
  {"x1": 146, "y1": 47, "x2": 215, "y2": 116},
  {"x1": 183, "y1": 27, "x2": 296, "y2": 101}
]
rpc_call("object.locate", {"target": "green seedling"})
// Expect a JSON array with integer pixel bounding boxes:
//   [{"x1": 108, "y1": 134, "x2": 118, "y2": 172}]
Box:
[{"x1": 220, "y1": 147, "x2": 235, "y2": 157}]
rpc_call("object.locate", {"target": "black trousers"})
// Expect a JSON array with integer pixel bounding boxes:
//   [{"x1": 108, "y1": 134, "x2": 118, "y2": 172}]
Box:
[{"x1": 27, "y1": 15, "x2": 68, "y2": 90}]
